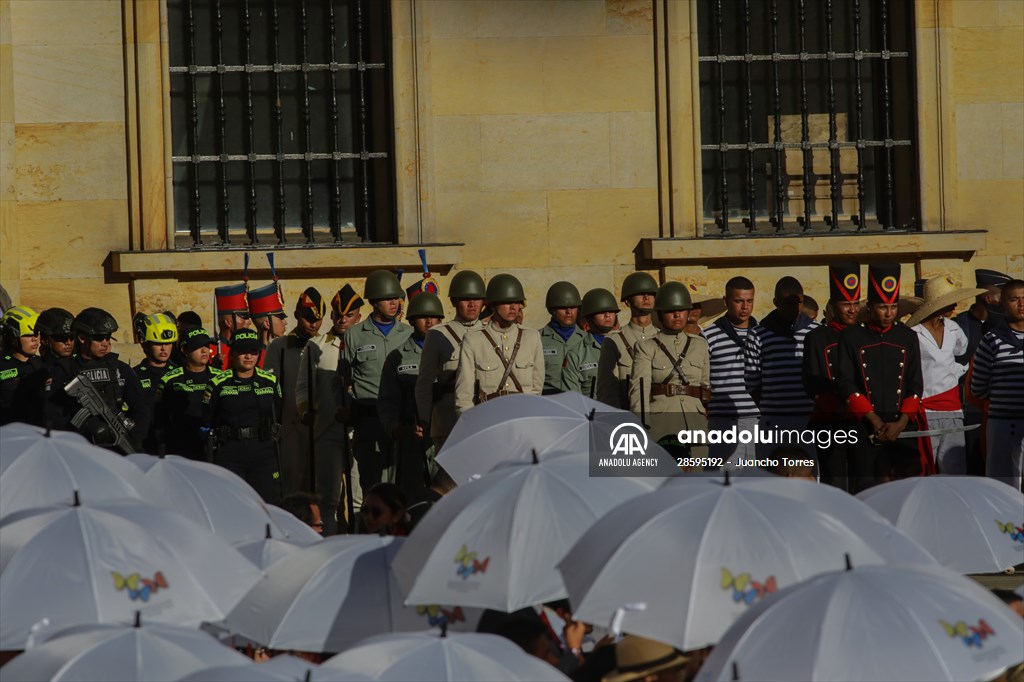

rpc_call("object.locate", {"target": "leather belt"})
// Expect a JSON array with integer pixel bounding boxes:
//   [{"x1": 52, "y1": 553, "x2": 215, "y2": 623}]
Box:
[
  {"x1": 478, "y1": 389, "x2": 512, "y2": 403},
  {"x1": 650, "y1": 384, "x2": 711, "y2": 402}
]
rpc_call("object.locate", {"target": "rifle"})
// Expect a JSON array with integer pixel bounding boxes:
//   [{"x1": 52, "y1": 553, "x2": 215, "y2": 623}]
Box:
[
  {"x1": 65, "y1": 375, "x2": 138, "y2": 455},
  {"x1": 337, "y1": 372, "x2": 356, "y2": 534},
  {"x1": 304, "y1": 341, "x2": 317, "y2": 495}
]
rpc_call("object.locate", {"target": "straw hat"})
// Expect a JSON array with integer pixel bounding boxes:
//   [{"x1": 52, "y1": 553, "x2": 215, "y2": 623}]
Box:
[
  {"x1": 906, "y1": 276, "x2": 987, "y2": 327},
  {"x1": 602, "y1": 636, "x2": 689, "y2": 682}
]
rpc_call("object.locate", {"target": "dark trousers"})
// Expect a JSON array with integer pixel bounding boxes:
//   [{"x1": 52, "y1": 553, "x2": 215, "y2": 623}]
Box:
[
  {"x1": 848, "y1": 423, "x2": 922, "y2": 495},
  {"x1": 214, "y1": 441, "x2": 282, "y2": 504},
  {"x1": 352, "y1": 402, "x2": 391, "y2": 498},
  {"x1": 814, "y1": 419, "x2": 857, "y2": 493}
]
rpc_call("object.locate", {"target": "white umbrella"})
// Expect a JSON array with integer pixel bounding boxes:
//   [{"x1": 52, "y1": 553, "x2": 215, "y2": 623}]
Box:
[
  {"x1": 695, "y1": 562, "x2": 1024, "y2": 682},
  {"x1": 0, "y1": 498, "x2": 262, "y2": 650},
  {"x1": 177, "y1": 655, "x2": 330, "y2": 682},
  {"x1": 0, "y1": 621, "x2": 248, "y2": 681},
  {"x1": 265, "y1": 505, "x2": 324, "y2": 544},
  {"x1": 856, "y1": 475, "x2": 1024, "y2": 574},
  {"x1": 127, "y1": 454, "x2": 298, "y2": 544},
  {"x1": 392, "y1": 451, "x2": 660, "y2": 611},
  {"x1": 436, "y1": 393, "x2": 677, "y2": 482},
  {"x1": 233, "y1": 525, "x2": 313, "y2": 571},
  {"x1": 319, "y1": 632, "x2": 569, "y2": 682},
  {"x1": 220, "y1": 536, "x2": 479, "y2": 654},
  {"x1": 0, "y1": 428, "x2": 156, "y2": 519},
  {"x1": 559, "y1": 473, "x2": 939, "y2": 651}
]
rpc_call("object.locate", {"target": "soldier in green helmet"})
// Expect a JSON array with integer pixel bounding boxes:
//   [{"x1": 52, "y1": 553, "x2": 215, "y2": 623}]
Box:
[
  {"x1": 630, "y1": 281, "x2": 711, "y2": 447},
  {"x1": 336, "y1": 270, "x2": 413, "y2": 495},
  {"x1": 415, "y1": 270, "x2": 486, "y2": 451},
  {"x1": 538, "y1": 281, "x2": 587, "y2": 394},
  {"x1": 596, "y1": 272, "x2": 660, "y2": 408},
  {"x1": 454, "y1": 274, "x2": 544, "y2": 417},
  {"x1": 564, "y1": 288, "x2": 620, "y2": 398},
  {"x1": 378, "y1": 292, "x2": 444, "y2": 499}
]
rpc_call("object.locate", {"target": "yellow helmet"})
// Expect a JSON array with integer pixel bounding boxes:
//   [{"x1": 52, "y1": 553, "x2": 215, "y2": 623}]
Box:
[
  {"x1": 2, "y1": 306, "x2": 40, "y2": 339},
  {"x1": 142, "y1": 313, "x2": 178, "y2": 344}
]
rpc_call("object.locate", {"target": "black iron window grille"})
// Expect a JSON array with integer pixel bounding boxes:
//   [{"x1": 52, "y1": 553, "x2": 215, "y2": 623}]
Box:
[
  {"x1": 168, "y1": 0, "x2": 397, "y2": 247},
  {"x1": 697, "y1": 0, "x2": 920, "y2": 235}
]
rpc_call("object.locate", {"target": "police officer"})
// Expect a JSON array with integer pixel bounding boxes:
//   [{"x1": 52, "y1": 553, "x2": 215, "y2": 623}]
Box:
[
  {"x1": 213, "y1": 283, "x2": 252, "y2": 371},
  {"x1": 296, "y1": 283, "x2": 364, "y2": 535},
  {"x1": 596, "y1": 272, "x2": 659, "y2": 409},
  {"x1": 134, "y1": 313, "x2": 178, "y2": 452},
  {"x1": 454, "y1": 274, "x2": 544, "y2": 415},
  {"x1": 203, "y1": 328, "x2": 282, "y2": 502},
  {"x1": 630, "y1": 282, "x2": 711, "y2": 445},
  {"x1": 264, "y1": 288, "x2": 325, "y2": 496},
  {"x1": 379, "y1": 292, "x2": 444, "y2": 499},
  {"x1": 414, "y1": 270, "x2": 486, "y2": 451},
  {"x1": 36, "y1": 308, "x2": 75, "y2": 361},
  {"x1": 337, "y1": 270, "x2": 413, "y2": 495},
  {"x1": 803, "y1": 263, "x2": 862, "y2": 490},
  {"x1": 0, "y1": 306, "x2": 42, "y2": 426},
  {"x1": 155, "y1": 326, "x2": 221, "y2": 459},
  {"x1": 564, "y1": 288, "x2": 619, "y2": 398},
  {"x1": 539, "y1": 282, "x2": 587, "y2": 394},
  {"x1": 46, "y1": 308, "x2": 151, "y2": 449}
]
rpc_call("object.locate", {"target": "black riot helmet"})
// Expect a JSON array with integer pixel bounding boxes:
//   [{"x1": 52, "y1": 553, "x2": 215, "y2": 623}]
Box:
[
  {"x1": 36, "y1": 307, "x2": 74, "y2": 339},
  {"x1": 72, "y1": 307, "x2": 119, "y2": 339}
]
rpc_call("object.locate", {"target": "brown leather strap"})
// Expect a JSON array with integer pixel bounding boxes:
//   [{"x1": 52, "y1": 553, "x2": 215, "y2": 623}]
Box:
[
  {"x1": 621, "y1": 329, "x2": 638, "y2": 362},
  {"x1": 653, "y1": 336, "x2": 692, "y2": 385},
  {"x1": 650, "y1": 384, "x2": 710, "y2": 401},
  {"x1": 481, "y1": 328, "x2": 524, "y2": 393},
  {"x1": 445, "y1": 324, "x2": 463, "y2": 347}
]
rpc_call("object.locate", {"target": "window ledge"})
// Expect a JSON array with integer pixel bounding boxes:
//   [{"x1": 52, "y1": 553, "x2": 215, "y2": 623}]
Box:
[
  {"x1": 639, "y1": 230, "x2": 987, "y2": 267},
  {"x1": 109, "y1": 243, "x2": 464, "y2": 281}
]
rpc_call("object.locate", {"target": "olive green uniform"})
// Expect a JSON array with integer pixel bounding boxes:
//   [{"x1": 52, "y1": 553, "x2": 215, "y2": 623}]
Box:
[
  {"x1": 414, "y1": 318, "x2": 483, "y2": 449},
  {"x1": 539, "y1": 324, "x2": 588, "y2": 394},
  {"x1": 337, "y1": 318, "x2": 413, "y2": 494},
  {"x1": 454, "y1": 320, "x2": 545, "y2": 416},
  {"x1": 596, "y1": 322, "x2": 658, "y2": 409},
  {"x1": 630, "y1": 331, "x2": 711, "y2": 447},
  {"x1": 378, "y1": 335, "x2": 430, "y2": 497},
  {"x1": 563, "y1": 333, "x2": 604, "y2": 398}
]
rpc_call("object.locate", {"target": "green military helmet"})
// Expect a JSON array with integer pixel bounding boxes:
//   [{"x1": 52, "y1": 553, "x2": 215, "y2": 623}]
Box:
[
  {"x1": 654, "y1": 281, "x2": 693, "y2": 312},
  {"x1": 545, "y1": 281, "x2": 583, "y2": 309},
  {"x1": 620, "y1": 272, "x2": 659, "y2": 302},
  {"x1": 581, "y1": 288, "x2": 619, "y2": 318},
  {"x1": 485, "y1": 274, "x2": 526, "y2": 304},
  {"x1": 364, "y1": 270, "x2": 404, "y2": 302},
  {"x1": 449, "y1": 270, "x2": 486, "y2": 300},
  {"x1": 406, "y1": 292, "x2": 445, "y2": 319}
]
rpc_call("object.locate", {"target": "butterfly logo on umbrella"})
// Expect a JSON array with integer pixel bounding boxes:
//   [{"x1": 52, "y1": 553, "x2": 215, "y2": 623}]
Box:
[
  {"x1": 416, "y1": 605, "x2": 466, "y2": 627},
  {"x1": 995, "y1": 520, "x2": 1024, "y2": 543},
  {"x1": 721, "y1": 568, "x2": 776, "y2": 606},
  {"x1": 454, "y1": 545, "x2": 490, "y2": 580},
  {"x1": 939, "y1": 619, "x2": 994, "y2": 648},
  {"x1": 111, "y1": 571, "x2": 168, "y2": 603}
]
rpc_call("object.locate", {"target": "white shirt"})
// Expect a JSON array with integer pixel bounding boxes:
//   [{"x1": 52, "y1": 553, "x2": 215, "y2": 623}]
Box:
[{"x1": 912, "y1": 318, "x2": 969, "y2": 400}]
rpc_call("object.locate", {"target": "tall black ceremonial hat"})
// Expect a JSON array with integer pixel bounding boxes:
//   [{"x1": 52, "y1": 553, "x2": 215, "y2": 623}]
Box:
[
  {"x1": 828, "y1": 262, "x2": 860, "y2": 303},
  {"x1": 867, "y1": 263, "x2": 901, "y2": 305}
]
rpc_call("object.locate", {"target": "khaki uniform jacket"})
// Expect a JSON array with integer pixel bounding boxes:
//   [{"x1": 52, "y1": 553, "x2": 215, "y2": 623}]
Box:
[
  {"x1": 596, "y1": 321, "x2": 658, "y2": 409},
  {"x1": 454, "y1": 320, "x2": 545, "y2": 416},
  {"x1": 630, "y1": 331, "x2": 711, "y2": 440},
  {"x1": 539, "y1": 324, "x2": 588, "y2": 394},
  {"x1": 414, "y1": 318, "x2": 483, "y2": 439},
  {"x1": 338, "y1": 319, "x2": 413, "y2": 404},
  {"x1": 296, "y1": 329, "x2": 344, "y2": 440},
  {"x1": 563, "y1": 333, "x2": 603, "y2": 398}
]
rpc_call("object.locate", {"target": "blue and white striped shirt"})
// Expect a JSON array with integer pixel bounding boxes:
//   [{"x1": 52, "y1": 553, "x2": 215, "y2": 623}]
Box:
[
  {"x1": 744, "y1": 312, "x2": 820, "y2": 416},
  {"x1": 970, "y1": 327, "x2": 1024, "y2": 420},
  {"x1": 702, "y1": 320, "x2": 759, "y2": 418}
]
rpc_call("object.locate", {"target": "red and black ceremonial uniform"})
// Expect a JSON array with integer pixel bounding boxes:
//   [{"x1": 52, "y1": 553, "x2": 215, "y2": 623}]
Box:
[
  {"x1": 212, "y1": 282, "x2": 249, "y2": 371},
  {"x1": 836, "y1": 264, "x2": 929, "y2": 493},
  {"x1": 803, "y1": 263, "x2": 860, "y2": 491}
]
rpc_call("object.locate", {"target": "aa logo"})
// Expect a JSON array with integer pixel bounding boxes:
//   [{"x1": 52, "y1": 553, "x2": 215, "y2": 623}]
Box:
[{"x1": 609, "y1": 423, "x2": 648, "y2": 456}]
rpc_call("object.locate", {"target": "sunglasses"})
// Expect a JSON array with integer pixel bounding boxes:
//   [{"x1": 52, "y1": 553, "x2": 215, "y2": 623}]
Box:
[
  {"x1": 361, "y1": 505, "x2": 384, "y2": 519},
  {"x1": 50, "y1": 335, "x2": 74, "y2": 343}
]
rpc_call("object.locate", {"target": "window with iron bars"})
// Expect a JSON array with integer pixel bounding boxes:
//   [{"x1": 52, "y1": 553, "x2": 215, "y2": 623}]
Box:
[
  {"x1": 167, "y1": 0, "x2": 396, "y2": 247},
  {"x1": 697, "y1": 0, "x2": 919, "y2": 235}
]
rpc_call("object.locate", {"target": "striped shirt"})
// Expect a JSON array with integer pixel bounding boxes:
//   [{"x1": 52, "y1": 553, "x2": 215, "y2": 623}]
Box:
[
  {"x1": 970, "y1": 327, "x2": 1024, "y2": 419},
  {"x1": 744, "y1": 312, "x2": 820, "y2": 416},
  {"x1": 702, "y1": 320, "x2": 759, "y2": 418}
]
